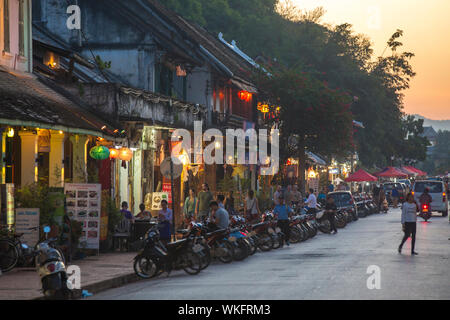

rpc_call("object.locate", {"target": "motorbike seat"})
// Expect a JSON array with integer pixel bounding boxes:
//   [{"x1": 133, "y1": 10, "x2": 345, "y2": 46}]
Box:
[
  {"x1": 206, "y1": 228, "x2": 227, "y2": 238},
  {"x1": 166, "y1": 238, "x2": 188, "y2": 248},
  {"x1": 177, "y1": 229, "x2": 190, "y2": 235}
]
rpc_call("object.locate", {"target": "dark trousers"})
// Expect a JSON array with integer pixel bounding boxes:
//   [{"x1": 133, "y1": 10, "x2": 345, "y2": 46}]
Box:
[
  {"x1": 277, "y1": 220, "x2": 290, "y2": 243},
  {"x1": 325, "y1": 212, "x2": 337, "y2": 232},
  {"x1": 399, "y1": 222, "x2": 417, "y2": 252}
]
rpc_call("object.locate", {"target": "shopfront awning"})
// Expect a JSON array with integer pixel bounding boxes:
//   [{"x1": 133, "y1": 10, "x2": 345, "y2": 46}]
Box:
[{"x1": 306, "y1": 151, "x2": 327, "y2": 166}]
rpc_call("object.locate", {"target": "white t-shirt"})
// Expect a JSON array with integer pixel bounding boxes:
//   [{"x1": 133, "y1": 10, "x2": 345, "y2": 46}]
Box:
[
  {"x1": 305, "y1": 194, "x2": 317, "y2": 209},
  {"x1": 246, "y1": 197, "x2": 258, "y2": 214}
]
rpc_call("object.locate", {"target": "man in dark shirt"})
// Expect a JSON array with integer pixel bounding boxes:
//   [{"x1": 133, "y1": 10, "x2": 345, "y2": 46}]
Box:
[{"x1": 324, "y1": 195, "x2": 338, "y2": 234}]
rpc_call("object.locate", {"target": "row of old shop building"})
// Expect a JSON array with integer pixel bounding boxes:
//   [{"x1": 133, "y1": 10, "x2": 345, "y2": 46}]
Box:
[{"x1": 0, "y1": 0, "x2": 286, "y2": 237}]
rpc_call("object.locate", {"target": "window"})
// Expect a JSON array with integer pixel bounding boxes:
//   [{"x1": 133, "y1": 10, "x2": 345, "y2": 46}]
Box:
[
  {"x1": 414, "y1": 182, "x2": 443, "y2": 193},
  {"x1": 3, "y1": 0, "x2": 10, "y2": 52},
  {"x1": 18, "y1": 0, "x2": 24, "y2": 56}
]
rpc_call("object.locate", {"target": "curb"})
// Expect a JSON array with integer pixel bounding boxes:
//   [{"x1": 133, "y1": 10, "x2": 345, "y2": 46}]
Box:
[{"x1": 32, "y1": 273, "x2": 143, "y2": 300}]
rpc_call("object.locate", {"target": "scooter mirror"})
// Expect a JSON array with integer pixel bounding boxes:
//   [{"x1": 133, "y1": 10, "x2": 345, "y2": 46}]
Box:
[{"x1": 43, "y1": 226, "x2": 51, "y2": 233}]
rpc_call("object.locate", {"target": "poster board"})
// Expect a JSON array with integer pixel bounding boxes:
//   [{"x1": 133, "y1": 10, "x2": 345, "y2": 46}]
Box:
[
  {"x1": 15, "y1": 208, "x2": 40, "y2": 246},
  {"x1": 64, "y1": 184, "x2": 101, "y2": 250}
]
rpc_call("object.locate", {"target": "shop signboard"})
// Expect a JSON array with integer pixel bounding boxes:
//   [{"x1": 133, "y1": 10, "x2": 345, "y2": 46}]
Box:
[
  {"x1": 162, "y1": 183, "x2": 173, "y2": 204},
  {"x1": 64, "y1": 184, "x2": 101, "y2": 250},
  {"x1": 15, "y1": 208, "x2": 40, "y2": 246}
]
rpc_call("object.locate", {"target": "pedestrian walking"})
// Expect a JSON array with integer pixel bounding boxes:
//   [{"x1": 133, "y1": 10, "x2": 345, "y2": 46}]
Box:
[
  {"x1": 398, "y1": 193, "x2": 419, "y2": 255},
  {"x1": 324, "y1": 195, "x2": 338, "y2": 234},
  {"x1": 184, "y1": 188, "x2": 197, "y2": 224},
  {"x1": 273, "y1": 185, "x2": 283, "y2": 206},
  {"x1": 392, "y1": 188, "x2": 399, "y2": 208},
  {"x1": 273, "y1": 195, "x2": 294, "y2": 246},
  {"x1": 290, "y1": 184, "x2": 303, "y2": 207},
  {"x1": 304, "y1": 189, "x2": 318, "y2": 214},
  {"x1": 224, "y1": 191, "x2": 236, "y2": 215},
  {"x1": 245, "y1": 190, "x2": 260, "y2": 222},
  {"x1": 196, "y1": 183, "x2": 213, "y2": 222},
  {"x1": 328, "y1": 182, "x2": 335, "y2": 193},
  {"x1": 217, "y1": 194, "x2": 226, "y2": 209}
]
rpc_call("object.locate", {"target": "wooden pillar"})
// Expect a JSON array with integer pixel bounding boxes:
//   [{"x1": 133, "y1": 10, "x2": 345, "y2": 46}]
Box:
[{"x1": 19, "y1": 131, "x2": 38, "y2": 186}]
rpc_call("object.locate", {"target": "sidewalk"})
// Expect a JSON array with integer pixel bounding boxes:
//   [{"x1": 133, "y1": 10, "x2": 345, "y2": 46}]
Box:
[{"x1": 0, "y1": 252, "x2": 140, "y2": 300}]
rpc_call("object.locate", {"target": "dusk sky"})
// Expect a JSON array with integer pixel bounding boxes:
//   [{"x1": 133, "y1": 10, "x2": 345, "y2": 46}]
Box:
[{"x1": 292, "y1": 0, "x2": 450, "y2": 120}]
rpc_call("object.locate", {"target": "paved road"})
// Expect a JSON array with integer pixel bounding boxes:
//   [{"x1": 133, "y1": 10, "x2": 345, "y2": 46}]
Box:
[{"x1": 91, "y1": 209, "x2": 450, "y2": 300}]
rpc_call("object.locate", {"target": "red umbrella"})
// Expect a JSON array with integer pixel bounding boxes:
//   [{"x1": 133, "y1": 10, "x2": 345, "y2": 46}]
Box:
[
  {"x1": 404, "y1": 166, "x2": 427, "y2": 177},
  {"x1": 399, "y1": 167, "x2": 417, "y2": 176},
  {"x1": 374, "y1": 167, "x2": 408, "y2": 178},
  {"x1": 345, "y1": 169, "x2": 378, "y2": 182}
]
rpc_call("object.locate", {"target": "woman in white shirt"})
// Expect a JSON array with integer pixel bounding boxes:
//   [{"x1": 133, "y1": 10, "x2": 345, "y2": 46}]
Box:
[{"x1": 398, "y1": 193, "x2": 419, "y2": 255}]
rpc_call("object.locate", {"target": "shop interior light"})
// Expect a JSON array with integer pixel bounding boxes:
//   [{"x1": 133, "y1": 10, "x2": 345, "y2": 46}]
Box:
[{"x1": 6, "y1": 128, "x2": 15, "y2": 138}]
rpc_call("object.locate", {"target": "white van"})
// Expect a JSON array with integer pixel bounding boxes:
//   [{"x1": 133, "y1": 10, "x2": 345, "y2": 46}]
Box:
[{"x1": 412, "y1": 181, "x2": 448, "y2": 217}]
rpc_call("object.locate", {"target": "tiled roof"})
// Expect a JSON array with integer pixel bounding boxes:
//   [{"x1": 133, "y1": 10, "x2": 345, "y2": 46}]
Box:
[
  {"x1": 0, "y1": 67, "x2": 118, "y2": 137},
  {"x1": 145, "y1": 0, "x2": 255, "y2": 85}
]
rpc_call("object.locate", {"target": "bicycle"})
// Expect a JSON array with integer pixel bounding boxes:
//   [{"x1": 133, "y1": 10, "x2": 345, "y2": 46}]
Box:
[{"x1": 0, "y1": 226, "x2": 65, "y2": 273}]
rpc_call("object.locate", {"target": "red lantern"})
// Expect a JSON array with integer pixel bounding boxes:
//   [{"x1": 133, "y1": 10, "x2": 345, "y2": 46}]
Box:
[
  {"x1": 109, "y1": 148, "x2": 119, "y2": 159},
  {"x1": 238, "y1": 90, "x2": 252, "y2": 102}
]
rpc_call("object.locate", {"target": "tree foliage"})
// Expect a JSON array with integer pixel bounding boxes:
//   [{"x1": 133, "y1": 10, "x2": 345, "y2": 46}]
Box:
[{"x1": 161, "y1": 0, "x2": 428, "y2": 167}]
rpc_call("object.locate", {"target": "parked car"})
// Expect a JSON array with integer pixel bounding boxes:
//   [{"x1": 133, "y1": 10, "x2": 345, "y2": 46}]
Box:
[
  {"x1": 328, "y1": 191, "x2": 358, "y2": 218},
  {"x1": 382, "y1": 182, "x2": 406, "y2": 204},
  {"x1": 399, "y1": 179, "x2": 412, "y2": 192},
  {"x1": 412, "y1": 180, "x2": 448, "y2": 217}
]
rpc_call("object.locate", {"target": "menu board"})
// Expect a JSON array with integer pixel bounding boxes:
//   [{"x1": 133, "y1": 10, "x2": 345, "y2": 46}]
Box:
[
  {"x1": 64, "y1": 184, "x2": 101, "y2": 250},
  {"x1": 15, "y1": 208, "x2": 40, "y2": 246},
  {"x1": 151, "y1": 192, "x2": 169, "y2": 211}
]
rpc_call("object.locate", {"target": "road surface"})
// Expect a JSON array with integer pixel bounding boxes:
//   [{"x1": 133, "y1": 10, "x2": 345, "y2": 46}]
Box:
[{"x1": 91, "y1": 208, "x2": 450, "y2": 300}]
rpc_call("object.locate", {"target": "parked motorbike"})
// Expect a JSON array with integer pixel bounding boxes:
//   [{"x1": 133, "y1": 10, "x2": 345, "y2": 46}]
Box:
[
  {"x1": 133, "y1": 224, "x2": 203, "y2": 279},
  {"x1": 335, "y1": 209, "x2": 348, "y2": 229},
  {"x1": 315, "y1": 210, "x2": 332, "y2": 234},
  {"x1": 35, "y1": 226, "x2": 73, "y2": 300}
]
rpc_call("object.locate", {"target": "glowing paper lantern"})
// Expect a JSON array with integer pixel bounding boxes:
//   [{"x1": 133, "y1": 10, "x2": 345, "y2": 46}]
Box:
[
  {"x1": 118, "y1": 147, "x2": 133, "y2": 161},
  {"x1": 109, "y1": 148, "x2": 119, "y2": 159},
  {"x1": 89, "y1": 145, "x2": 110, "y2": 160},
  {"x1": 238, "y1": 90, "x2": 252, "y2": 102}
]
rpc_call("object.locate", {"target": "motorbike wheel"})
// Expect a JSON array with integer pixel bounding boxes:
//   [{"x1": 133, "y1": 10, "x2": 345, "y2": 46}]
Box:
[
  {"x1": 335, "y1": 215, "x2": 347, "y2": 229},
  {"x1": 257, "y1": 234, "x2": 273, "y2": 252},
  {"x1": 198, "y1": 245, "x2": 211, "y2": 271},
  {"x1": 271, "y1": 233, "x2": 281, "y2": 249},
  {"x1": 359, "y1": 208, "x2": 368, "y2": 218},
  {"x1": 215, "y1": 241, "x2": 234, "y2": 264},
  {"x1": 248, "y1": 237, "x2": 258, "y2": 255},
  {"x1": 318, "y1": 220, "x2": 331, "y2": 234},
  {"x1": 134, "y1": 255, "x2": 158, "y2": 279},
  {"x1": 298, "y1": 225, "x2": 307, "y2": 242},
  {"x1": 244, "y1": 238, "x2": 256, "y2": 256},
  {"x1": 232, "y1": 239, "x2": 249, "y2": 261},
  {"x1": 181, "y1": 250, "x2": 202, "y2": 275},
  {"x1": 289, "y1": 227, "x2": 302, "y2": 243}
]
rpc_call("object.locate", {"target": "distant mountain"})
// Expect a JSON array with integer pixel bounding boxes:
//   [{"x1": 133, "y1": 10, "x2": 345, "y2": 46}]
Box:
[{"x1": 413, "y1": 115, "x2": 450, "y2": 132}]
